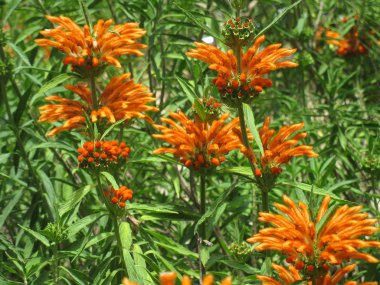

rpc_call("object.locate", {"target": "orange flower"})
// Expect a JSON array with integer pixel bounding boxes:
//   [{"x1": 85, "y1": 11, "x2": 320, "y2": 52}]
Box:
[
  {"x1": 152, "y1": 111, "x2": 244, "y2": 169},
  {"x1": 186, "y1": 35, "x2": 297, "y2": 105},
  {"x1": 247, "y1": 195, "x2": 380, "y2": 270},
  {"x1": 35, "y1": 16, "x2": 146, "y2": 69},
  {"x1": 257, "y1": 263, "x2": 378, "y2": 285},
  {"x1": 159, "y1": 273, "x2": 231, "y2": 285},
  {"x1": 324, "y1": 29, "x2": 367, "y2": 56},
  {"x1": 234, "y1": 117, "x2": 318, "y2": 176},
  {"x1": 38, "y1": 73, "x2": 158, "y2": 136},
  {"x1": 104, "y1": 185, "x2": 133, "y2": 208},
  {"x1": 123, "y1": 273, "x2": 232, "y2": 285}
]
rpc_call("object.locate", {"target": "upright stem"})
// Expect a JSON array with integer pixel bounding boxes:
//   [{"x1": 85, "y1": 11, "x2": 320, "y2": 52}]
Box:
[
  {"x1": 199, "y1": 172, "x2": 206, "y2": 282},
  {"x1": 52, "y1": 242, "x2": 59, "y2": 284},
  {"x1": 90, "y1": 75, "x2": 97, "y2": 109},
  {"x1": 200, "y1": 173, "x2": 206, "y2": 239},
  {"x1": 95, "y1": 176, "x2": 127, "y2": 274}
]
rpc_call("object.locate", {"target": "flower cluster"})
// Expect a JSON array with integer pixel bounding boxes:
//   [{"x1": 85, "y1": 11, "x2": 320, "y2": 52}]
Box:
[
  {"x1": 77, "y1": 140, "x2": 130, "y2": 167},
  {"x1": 234, "y1": 116, "x2": 318, "y2": 177},
  {"x1": 35, "y1": 16, "x2": 146, "y2": 76},
  {"x1": 257, "y1": 263, "x2": 377, "y2": 285},
  {"x1": 186, "y1": 35, "x2": 298, "y2": 107},
  {"x1": 248, "y1": 195, "x2": 380, "y2": 282},
  {"x1": 124, "y1": 272, "x2": 232, "y2": 285},
  {"x1": 192, "y1": 97, "x2": 222, "y2": 123},
  {"x1": 222, "y1": 17, "x2": 255, "y2": 47},
  {"x1": 38, "y1": 73, "x2": 158, "y2": 136},
  {"x1": 104, "y1": 186, "x2": 133, "y2": 208},
  {"x1": 153, "y1": 111, "x2": 244, "y2": 170}
]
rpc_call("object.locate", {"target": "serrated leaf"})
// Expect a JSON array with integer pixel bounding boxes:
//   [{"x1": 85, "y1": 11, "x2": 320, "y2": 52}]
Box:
[
  {"x1": 35, "y1": 73, "x2": 73, "y2": 96},
  {"x1": 100, "y1": 172, "x2": 119, "y2": 189},
  {"x1": 256, "y1": 0, "x2": 302, "y2": 37},
  {"x1": 176, "y1": 76, "x2": 196, "y2": 101},
  {"x1": 154, "y1": 241, "x2": 198, "y2": 259},
  {"x1": 58, "y1": 185, "x2": 92, "y2": 216},
  {"x1": 175, "y1": 4, "x2": 224, "y2": 43},
  {"x1": 243, "y1": 103, "x2": 264, "y2": 156},
  {"x1": 18, "y1": 225, "x2": 50, "y2": 247},
  {"x1": 194, "y1": 186, "x2": 233, "y2": 234}
]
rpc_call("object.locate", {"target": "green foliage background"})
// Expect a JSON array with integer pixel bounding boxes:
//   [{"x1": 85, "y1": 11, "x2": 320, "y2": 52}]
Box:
[{"x1": 0, "y1": 0, "x2": 379, "y2": 284}]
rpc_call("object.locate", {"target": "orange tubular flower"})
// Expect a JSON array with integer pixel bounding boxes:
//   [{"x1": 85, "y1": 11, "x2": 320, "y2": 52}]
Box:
[
  {"x1": 35, "y1": 16, "x2": 146, "y2": 71},
  {"x1": 124, "y1": 274, "x2": 232, "y2": 285},
  {"x1": 257, "y1": 263, "x2": 378, "y2": 285},
  {"x1": 186, "y1": 35, "x2": 298, "y2": 106},
  {"x1": 248, "y1": 195, "x2": 380, "y2": 276},
  {"x1": 38, "y1": 73, "x2": 158, "y2": 136},
  {"x1": 325, "y1": 29, "x2": 367, "y2": 56},
  {"x1": 152, "y1": 111, "x2": 244, "y2": 169},
  {"x1": 235, "y1": 116, "x2": 318, "y2": 176}
]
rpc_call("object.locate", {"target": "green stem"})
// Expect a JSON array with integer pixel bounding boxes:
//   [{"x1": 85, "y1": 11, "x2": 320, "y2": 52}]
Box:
[
  {"x1": 90, "y1": 75, "x2": 97, "y2": 109},
  {"x1": 200, "y1": 173, "x2": 206, "y2": 239},
  {"x1": 52, "y1": 242, "x2": 59, "y2": 284},
  {"x1": 95, "y1": 176, "x2": 127, "y2": 275},
  {"x1": 199, "y1": 172, "x2": 206, "y2": 281}
]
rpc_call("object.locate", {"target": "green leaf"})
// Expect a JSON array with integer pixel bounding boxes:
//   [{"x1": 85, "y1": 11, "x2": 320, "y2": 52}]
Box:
[
  {"x1": 219, "y1": 260, "x2": 258, "y2": 274},
  {"x1": 194, "y1": 99, "x2": 206, "y2": 121},
  {"x1": 8, "y1": 43, "x2": 31, "y2": 66},
  {"x1": 35, "y1": 73, "x2": 73, "y2": 96},
  {"x1": 18, "y1": 225, "x2": 50, "y2": 247},
  {"x1": 256, "y1": 0, "x2": 302, "y2": 37},
  {"x1": 154, "y1": 241, "x2": 198, "y2": 259},
  {"x1": 0, "y1": 190, "x2": 23, "y2": 228},
  {"x1": 175, "y1": 4, "x2": 225, "y2": 43},
  {"x1": 176, "y1": 76, "x2": 196, "y2": 102},
  {"x1": 194, "y1": 186, "x2": 234, "y2": 234},
  {"x1": 243, "y1": 103, "x2": 264, "y2": 156},
  {"x1": 58, "y1": 185, "x2": 92, "y2": 216},
  {"x1": 128, "y1": 203, "x2": 178, "y2": 214},
  {"x1": 100, "y1": 118, "x2": 126, "y2": 141},
  {"x1": 100, "y1": 172, "x2": 119, "y2": 189},
  {"x1": 119, "y1": 222, "x2": 140, "y2": 282},
  {"x1": 218, "y1": 166, "x2": 253, "y2": 179},
  {"x1": 200, "y1": 247, "x2": 210, "y2": 267}
]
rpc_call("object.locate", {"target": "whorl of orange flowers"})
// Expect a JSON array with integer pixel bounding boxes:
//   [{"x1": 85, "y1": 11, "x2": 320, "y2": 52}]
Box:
[
  {"x1": 247, "y1": 195, "x2": 380, "y2": 270},
  {"x1": 152, "y1": 111, "x2": 244, "y2": 169},
  {"x1": 257, "y1": 263, "x2": 378, "y2": 285},
  {"x1": 38, "y1": 73, "x2": 158, "y2": 136},
  {"x1": 234, "y1": 117, "x2": 318, "y2": 176},
  {"x1": 155, "y1": 272, "x2": 232, "y2": 285},
  {"x1": 35, "y1": 16, "x2": 147, "y2": 69},
  {"x1": 186, "y1": 35, "x2": 298, "y2": 104},
  {"x1": 77, "y1": 140, "x2": 130, "y2": 167}
]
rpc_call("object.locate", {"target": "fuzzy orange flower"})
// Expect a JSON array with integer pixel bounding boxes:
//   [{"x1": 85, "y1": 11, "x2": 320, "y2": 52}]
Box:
[
  {"x1": 152, "y1": 112, "x2": 244, "y2": 169},
  {"x1": 234, "y1": 117, "x2": 318, "y2": 176},
  {"x1": 35, "y1": 16, "x2": 146, "y2": 70},
  {"x1": 38, "y1": 73, "x2": 158, "y2": 136},
  {"x1": 257, "y1": 263, "x2": 378, "y2": 285},
  {"x1": 186, "y1": 35, "x2": 297, "y2": 105},
  {"x1": 247, "y1": 195, "x2": 380, "y2": 270}
]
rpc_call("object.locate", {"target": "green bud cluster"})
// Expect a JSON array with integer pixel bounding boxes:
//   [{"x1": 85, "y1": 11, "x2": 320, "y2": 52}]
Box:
[
  {"x1": 40, "y1": 223, "x2": 68, "y2": 243},
  {"x1": 362, "y1": 153, "x2": 380, "y2": 174},
  {"x1": 222, "y1": 17, "x2": 255, "y2": 47},
  {"x1": 228, "y1": 241, "x2": 254, "y2": 260}
]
